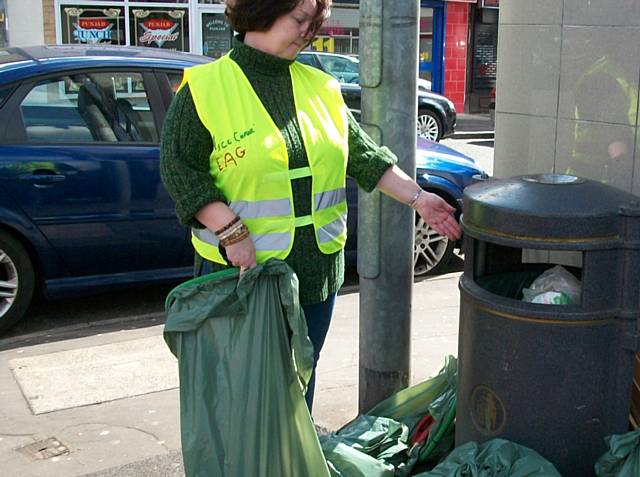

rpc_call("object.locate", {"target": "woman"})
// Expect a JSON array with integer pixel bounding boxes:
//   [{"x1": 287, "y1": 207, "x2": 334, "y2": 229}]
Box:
[{"x1": 160, "y1": 0, "x2": 460, "y2": 411}]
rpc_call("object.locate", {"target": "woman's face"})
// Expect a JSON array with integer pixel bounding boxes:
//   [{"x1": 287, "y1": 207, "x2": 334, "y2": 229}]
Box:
[{"x1": 264, "y1": 0, "x2": 318, "y2": 60}]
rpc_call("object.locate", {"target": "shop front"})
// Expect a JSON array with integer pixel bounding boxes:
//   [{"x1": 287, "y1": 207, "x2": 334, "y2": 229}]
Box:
[
  {"x1": 51, "y1": 1, "x2": 451, "y2": 95},
  {"x1": 467, "y1": 0, "x2": 499, "y2": 112},
  {"x1": 55, "y1": 0, "x2": 232, "y2": 57}
]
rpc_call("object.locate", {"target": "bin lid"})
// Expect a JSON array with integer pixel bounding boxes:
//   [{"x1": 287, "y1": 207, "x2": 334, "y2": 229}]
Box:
[{"x1": 462, "y1": 174, "x2": 640, "y2": 248}]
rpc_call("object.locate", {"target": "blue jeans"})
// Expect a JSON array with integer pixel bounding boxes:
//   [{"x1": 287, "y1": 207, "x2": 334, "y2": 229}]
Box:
[{"x1": 302, "y1": 293, "x2": 337, "y2": 411}]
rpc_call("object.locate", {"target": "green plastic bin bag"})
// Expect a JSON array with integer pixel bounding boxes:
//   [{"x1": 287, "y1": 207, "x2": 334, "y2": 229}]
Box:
[
  {"x1": 319, "y1": 415, "x2": 410, "y2": 475},
  {"x1": 595, "y1": 428, "x2": 640, "y2": 477},
  {"x1": 164, "y1": 259, "x2": 330, "y2": 477},
  {"x1": 321, "y1": 433, "x2": 397, "y2": 477},
  {"x1": 415, "y1": 438, "x2": 562, "y2": 477},
  {"x1": 320, "y1": 357, "x2": 458, "y2": 476},
  {"x1": 369, "y1": 356, "x2": 458, "y2": 465}
]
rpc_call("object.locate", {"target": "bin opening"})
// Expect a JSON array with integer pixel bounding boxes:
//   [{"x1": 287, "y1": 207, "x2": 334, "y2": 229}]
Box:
[{"x1": 472, "y1": 240, "x2": 583, "y2": 304}]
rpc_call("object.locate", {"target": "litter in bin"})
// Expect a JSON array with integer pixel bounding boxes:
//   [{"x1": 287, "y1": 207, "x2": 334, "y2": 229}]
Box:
[
  {"x1": 522, "y1": 265, "x2": 581, "y2": 305},
  {"x1": 595, "y1": 427, "x2": 640, "y2": 477},
  {"x1": 414, "y1": 438, "x2": 562, "y2": 477}
]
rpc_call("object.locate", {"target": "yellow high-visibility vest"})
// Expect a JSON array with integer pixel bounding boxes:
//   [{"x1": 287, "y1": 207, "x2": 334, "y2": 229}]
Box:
[{"x1": 182, "y1": 54, "x2": 349, "y2": 265}]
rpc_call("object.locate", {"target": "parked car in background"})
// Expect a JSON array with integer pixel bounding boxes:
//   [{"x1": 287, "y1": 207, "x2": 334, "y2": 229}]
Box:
[
  {"x1": 343, "y1": 137, "x2": 486, "y2": 278},
  {"x1": 297, "y1": 51, "x2": 455, "y2": 142},
  {"x1": 0, "y1": 45, "x2": 483, "y2": 333}
]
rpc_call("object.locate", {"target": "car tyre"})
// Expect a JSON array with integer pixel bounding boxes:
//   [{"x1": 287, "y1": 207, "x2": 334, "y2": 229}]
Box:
[
  {"x1": 413, "y1": 193, "x2": 456, "y2": 277},
  {"x1": 417, "y1": 109, "x2": 442, "y2": 142},
  {"x1": 0, "y1": 230, "x2": 35, "y2": 333}
]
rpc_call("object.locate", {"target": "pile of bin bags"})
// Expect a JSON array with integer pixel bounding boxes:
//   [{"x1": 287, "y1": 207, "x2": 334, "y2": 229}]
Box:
[
  {"x1": 319, "y1": 363, "x2": 563, "y2": 477},
  {"x1": 163, "y1": 259, "x2": 637, "y2": 476},
  {"x1": 321, "y1": 354, "x2": 457, "y2": 476}
]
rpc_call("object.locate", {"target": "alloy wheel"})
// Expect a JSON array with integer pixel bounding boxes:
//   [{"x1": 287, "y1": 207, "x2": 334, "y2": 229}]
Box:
[
  {"x1": 414, "y1": 217, "x2": 451, "y2": 276},
  {"x1": 0, "y1": 249, "x2": 19, "y2": 319},
  {"x1": 417, "y1": 113, "x2": 440, "y2": 141}
]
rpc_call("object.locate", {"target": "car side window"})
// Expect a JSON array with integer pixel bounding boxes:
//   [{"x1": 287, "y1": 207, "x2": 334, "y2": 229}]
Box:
[
  {"x1": 0, "y1": 86, "x2": 15, "y2": 108},
  {"x1": 19, "y1": 72, "x2": 158, "y2": 143},
  {"x1": 317, "y1": 56, "x2": 359, "y2": 84},
  {"x1": 296, "y1": 54, "x2": 316, "y2": 68},
  {"x1": 166, "y1": 72, "x2": 183, "y2": 95}
]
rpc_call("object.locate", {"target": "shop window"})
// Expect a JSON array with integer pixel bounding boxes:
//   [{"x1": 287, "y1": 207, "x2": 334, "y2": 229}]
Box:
[
  {"x1": 472, "y1": 23, "x2": 498, "y2": 90},
  {"x1": 130, "y1": 7, "x2": 189, "y2": 51},
  {"x1": 20, "y1": 72, "x2": 157, "y2": 143},
  {"x1": 419, "y1": 8, "x2": 434, "y2": 84},
  {"x1": 59, "y1": 5, "x2": 126, "y2": 45},
  {"x1": 201, "y1": 12, "x2": 232, "y2": 59},
  {"x1": 318, "y1": 7, "x2": 359, "y2": 55}
]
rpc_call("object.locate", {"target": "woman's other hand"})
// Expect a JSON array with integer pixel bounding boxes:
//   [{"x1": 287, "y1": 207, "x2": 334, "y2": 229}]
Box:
[
  {"x1": 225, "y1": 236, "x2": 258, "y2": 269},
  {"x1": 413, "y1": 192, "x2": 461, "y2": 241}
]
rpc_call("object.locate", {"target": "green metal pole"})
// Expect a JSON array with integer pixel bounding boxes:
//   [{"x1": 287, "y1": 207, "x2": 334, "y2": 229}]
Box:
[{"x1": 358, "y1": 0, "x2": 419, "y2": 412}]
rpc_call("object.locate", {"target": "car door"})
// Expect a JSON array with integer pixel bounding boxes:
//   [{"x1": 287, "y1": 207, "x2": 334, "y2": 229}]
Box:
[{"x1": 0, "y1": 68, "x2": 191, "y2": 279}]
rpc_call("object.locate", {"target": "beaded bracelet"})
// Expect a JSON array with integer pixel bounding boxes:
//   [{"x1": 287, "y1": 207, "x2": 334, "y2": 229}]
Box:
[
  {"x1": 219, "y1": 225, "x2": 250, "y2": 247},
  {"x1": 217, "y1": 221, "x2": 244, "y2": 242},
  {"x1": 214, "y1": 216, "x2": 241, "y2": 236}
]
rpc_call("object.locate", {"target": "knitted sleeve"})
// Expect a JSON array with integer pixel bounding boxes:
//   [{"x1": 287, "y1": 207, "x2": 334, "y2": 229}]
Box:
[
  {"x1": 345, "y1": 110, "x2": 397, "y2": 192},
  {"x1": 160, "y1": 84, "x2": 226, "y2": 228}
]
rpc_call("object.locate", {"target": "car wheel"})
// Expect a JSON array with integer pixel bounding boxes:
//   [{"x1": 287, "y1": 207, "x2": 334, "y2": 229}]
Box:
[
  {"x1": 0, "y1": 230, "x2": 35, "y2": 333},
  {"x1": 413, "y1": 196, "x2": 456, "y2": 277},
  {"x1": 417, "y1": 109, "x2": 442, "y2": 142}
]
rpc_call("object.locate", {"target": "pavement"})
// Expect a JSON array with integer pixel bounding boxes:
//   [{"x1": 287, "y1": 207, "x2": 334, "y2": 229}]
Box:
[{"x1": 0, "y1": 270, "x2": 462, "y2": 477}]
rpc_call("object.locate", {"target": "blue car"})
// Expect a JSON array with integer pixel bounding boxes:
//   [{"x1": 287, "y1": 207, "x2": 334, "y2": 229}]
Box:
[{"x1": 0, "y1": 45, "x2": 485, "y2": 333}]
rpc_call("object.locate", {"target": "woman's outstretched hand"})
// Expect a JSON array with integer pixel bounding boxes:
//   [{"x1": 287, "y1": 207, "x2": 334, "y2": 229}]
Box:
[{"x1": 413, "y1": 192, "x2": 462, "y2": 241}]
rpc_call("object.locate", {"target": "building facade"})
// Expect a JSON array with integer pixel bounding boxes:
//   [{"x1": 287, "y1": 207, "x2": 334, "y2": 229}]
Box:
[{"x1": 3, "y1": 0, "x2": 499, "y2": 113}]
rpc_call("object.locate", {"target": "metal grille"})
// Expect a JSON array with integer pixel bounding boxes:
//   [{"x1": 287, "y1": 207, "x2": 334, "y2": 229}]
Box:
[{"x1": 472, "y1": 24, "x2": 498, "y2": 90}]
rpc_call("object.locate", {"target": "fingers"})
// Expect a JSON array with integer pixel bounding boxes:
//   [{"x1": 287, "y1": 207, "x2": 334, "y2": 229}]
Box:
[
  {"x1": 434, "y1": 215, "x2": 462, "y2": 241},
  {"x1": 226, "y1": 237, "x2": 257, "y2": 269}
]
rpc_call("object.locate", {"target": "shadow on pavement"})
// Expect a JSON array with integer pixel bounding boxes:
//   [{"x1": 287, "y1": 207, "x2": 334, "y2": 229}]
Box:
[
  {"x1": 0, "y1": 282, "x2": 178, "y2": 351},
  {"x1": 1, "y1": 254, "x2": 464, "y2": 350},
  {"x1": 468, "y1": 139, "x2": 494, "y2": 148}
]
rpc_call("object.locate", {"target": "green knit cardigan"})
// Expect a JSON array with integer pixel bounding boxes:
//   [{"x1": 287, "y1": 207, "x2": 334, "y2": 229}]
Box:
[{"x1": 160, "y1": 38, "x2": 397, "y2": 305}]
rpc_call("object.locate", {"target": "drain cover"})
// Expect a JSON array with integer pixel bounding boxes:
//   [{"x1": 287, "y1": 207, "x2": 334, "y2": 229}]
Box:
[{"x1": 16, "y1": 437, "x2": 70, "y2": 460}]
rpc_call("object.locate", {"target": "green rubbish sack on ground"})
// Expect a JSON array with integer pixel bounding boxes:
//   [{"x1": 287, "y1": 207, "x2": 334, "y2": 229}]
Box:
[
  {"x1": 320, "y1": 356, "x2": 457, "y2": 476},
  {"x1": 595, "y1": 428, "x2": 640, "y2": 477},
  {"x1": 414, "y1": 438, "x2": 562, "y2": 477},
  {"x1": 163, "y1": 260, "x2": 330, "y2": 477}
]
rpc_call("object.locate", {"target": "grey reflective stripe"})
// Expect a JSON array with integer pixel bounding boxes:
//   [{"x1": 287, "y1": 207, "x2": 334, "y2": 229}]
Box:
[
  {"x1": 317, "y1": 214, "x2": 347, "y2": 243},
  {"x1": 314, "y1": 187, "x2": 346, "y2": 211},
  {"x1": 252, "y1": 232, "x2": 291, "y2": 251},
  {"x1": 193, "y1": 228, "x2": 219, "y2": 246},
  {"x1": 193, "y1": 228, "x2": 290, "y2": 252},
  {"x1": 230, "y1": 198, "x2": 291, "y2": 219}
]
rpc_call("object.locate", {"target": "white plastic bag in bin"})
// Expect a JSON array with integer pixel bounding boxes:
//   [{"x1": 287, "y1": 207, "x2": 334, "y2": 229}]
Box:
[{"x1": 522, "y1": 265, "x2": 581, "y2": 305}]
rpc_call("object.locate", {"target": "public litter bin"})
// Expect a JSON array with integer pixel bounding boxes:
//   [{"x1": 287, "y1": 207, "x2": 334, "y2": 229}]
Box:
[{"x1": 455, "y1": 174, "x2": 640, "y2": 477}]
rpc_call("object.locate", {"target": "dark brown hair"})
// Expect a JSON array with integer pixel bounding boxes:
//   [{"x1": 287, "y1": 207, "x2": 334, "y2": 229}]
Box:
[{"x1": 225, "y1": 0, "x2": 332, "y2": 38}]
